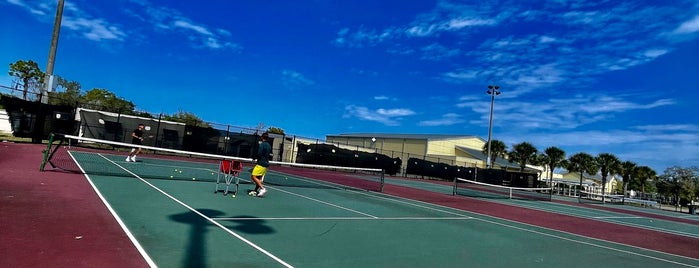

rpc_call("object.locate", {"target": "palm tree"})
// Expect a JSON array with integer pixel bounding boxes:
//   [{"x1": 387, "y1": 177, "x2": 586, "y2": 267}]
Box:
[
  {"x1": 542, "y1": 147, "x2": 566, "y2": 187},
  {"x1": 507, "y1": 142, "x2": 538, "y2": 172},
  {"x1": 620, "y1": 160, "x2": 637, "y2": 204},
  {"x1": 635, "y1": 165, "x2": 657, "y2": 198},
  {"x1": 596, "y1": 153, "x2": 621, "y2": 204},
  {"x1": 566, "y1": 152, "x2": 599, "y2": 203},
  {"x1": 481, "y1": 139, "x2": 506, "y2": 168}
]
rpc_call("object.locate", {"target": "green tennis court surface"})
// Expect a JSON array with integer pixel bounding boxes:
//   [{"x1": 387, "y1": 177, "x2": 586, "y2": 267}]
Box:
[{"x1": 72, "y1": 151, "x2": 699, "y2": 268}]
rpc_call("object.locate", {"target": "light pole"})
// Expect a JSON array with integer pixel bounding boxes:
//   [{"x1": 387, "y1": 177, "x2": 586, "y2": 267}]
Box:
[
  {"x1": 43, "y1": 0, "x2": 64, "y2": 104},
  {"x1": 486, "y1": 85, "x2": 501, "y2": 168}
]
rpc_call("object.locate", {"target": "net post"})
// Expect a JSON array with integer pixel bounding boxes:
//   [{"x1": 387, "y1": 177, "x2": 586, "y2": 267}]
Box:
[
  {"x1": 39, "y1": 133, "x2": 55, "y2": 171},
  {"x1": 380, "y1": 169, "x2": 385, "y2": 192},
  {"x1": 509, "y1": 188, "x2": 513, "y2": 199},
  {"x1": 452, "y1": 177, "x2": 458, "y2": 196}
]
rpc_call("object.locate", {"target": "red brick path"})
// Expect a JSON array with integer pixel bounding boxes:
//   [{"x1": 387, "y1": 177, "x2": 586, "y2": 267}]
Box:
[{"x1": 0, "y1": 142, "x2": 148, "y2": 267}]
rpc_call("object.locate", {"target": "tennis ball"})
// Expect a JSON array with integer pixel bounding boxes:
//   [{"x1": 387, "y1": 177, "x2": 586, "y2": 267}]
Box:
[
  {"x1": 192, "y1": 178, "x2": 196, "y2": 180},
  {"x1": 170, "y1": 176, "x2": 173, "y2": 179},
  {"x1": 231, "y1": 194, "x2": 236, "y2": 198},
  {"x1": 179, "y1": 171, "x2": 183, "y2": 173}
]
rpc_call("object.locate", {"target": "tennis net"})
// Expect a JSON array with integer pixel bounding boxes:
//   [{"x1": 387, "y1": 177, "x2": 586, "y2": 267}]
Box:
[
  {"x1": 41, "y1": 134, "x2": 385, "y2": 193},
  {"x1": 453, "y1": 177, "x2": 552, "y2": 201}
]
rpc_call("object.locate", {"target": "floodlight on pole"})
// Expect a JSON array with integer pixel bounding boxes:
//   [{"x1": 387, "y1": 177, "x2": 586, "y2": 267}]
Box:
[{"x1": 486, "y1": 85, "x2": 501, "y2": 168}]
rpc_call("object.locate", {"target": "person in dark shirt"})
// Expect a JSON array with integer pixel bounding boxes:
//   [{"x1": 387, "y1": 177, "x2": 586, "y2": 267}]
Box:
[
  {"x1": 126, "y1": 124, "x2": 145, "y2": 162},
  {"x1": 250, "y1": 132, "x2": 271, "y2": 197}
]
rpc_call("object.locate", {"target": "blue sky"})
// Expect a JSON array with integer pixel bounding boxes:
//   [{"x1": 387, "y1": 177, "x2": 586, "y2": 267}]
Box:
[{"x1": 1, "y1": 0, "x2": 698, "y2": 173}]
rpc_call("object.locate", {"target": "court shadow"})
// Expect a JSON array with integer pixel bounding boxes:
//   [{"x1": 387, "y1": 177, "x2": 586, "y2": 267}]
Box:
[
  {"x1": 169, "y1": 209, "x2": 225, "y2": 268},
  {"x1": 224, "y1": 215, "x2": 275, "y2": 235}
]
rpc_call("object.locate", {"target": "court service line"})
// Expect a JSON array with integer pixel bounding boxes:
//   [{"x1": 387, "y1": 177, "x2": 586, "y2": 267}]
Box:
[
  {"x1": 213, "y1": 217, "x2": 473, "y2": 221},
  {"x1": 68, "y1": 151, "x2": 158, "y2": 268},
  {"x1": 594, "y1": 216, "x2": 644, "y2": 219},
  {"x1": 231, "y1": 176, "x2": 381, "y2": 219},
  {"x1": 263, "y1": 185, "x2": 380, "y2": 219},
  {"x1": 97, "y1": 154, "x2": 295, "y2": 268}
]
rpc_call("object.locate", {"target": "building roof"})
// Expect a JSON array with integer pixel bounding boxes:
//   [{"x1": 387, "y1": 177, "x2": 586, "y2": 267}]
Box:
[
  {"x1": 456, "y1": 145, "x2": 539, "y2": 172},
  {"x1": 561, "y1": 171, "x2": 621, "y2": 182},
  {"x1": 328, "y1": 133, "x2": 483, "y2": 141}
]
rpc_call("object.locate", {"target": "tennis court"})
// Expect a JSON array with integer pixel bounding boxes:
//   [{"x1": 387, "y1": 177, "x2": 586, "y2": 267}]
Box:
[
  {"x1": 56, "y1": 148, "x2": 697, "y2": 268},
  {"x1": 21, "y1": 133, "x2": 694, "y2": 268}
]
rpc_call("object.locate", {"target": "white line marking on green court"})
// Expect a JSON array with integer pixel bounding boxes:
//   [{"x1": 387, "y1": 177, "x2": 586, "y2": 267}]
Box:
[
  {"x1": 264, "y1": 186, "x2": 380, "y2": 218},
  {"x1": 594, "y1": 216, "x2": 644, "y2": 219},
  {"x1": 68, "y1": 151, "x2": 158, "y2": 268},
  {"x1": 213, "y1": 217, "x2": 473, "y2": 221},
  {"x1": 97, "y1": 154, "x2": 295, "y2": 268}
]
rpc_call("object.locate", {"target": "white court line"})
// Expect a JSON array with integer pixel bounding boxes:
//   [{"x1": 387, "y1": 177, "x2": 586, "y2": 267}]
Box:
[
  {"x1": 233, "y1": 177, "x2": 381, "y2": 219},
  {"x1": 68, "y1": 151, "x2": 158, "y2": 268},
  {"x1": 267, "y1": 186, "x2": 380, "y2": 218},
  {"x1": 213, "y1": 217, "x2": 473, "y2": 221},
  {"x1": 594, "y1": 216, "x2": 644, "y2": 219},
  {"x1": 95, "y1": 154, "x2": 294, "y2": 268}
]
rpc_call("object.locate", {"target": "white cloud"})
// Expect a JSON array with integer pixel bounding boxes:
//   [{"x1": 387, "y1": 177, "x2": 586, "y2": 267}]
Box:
[
  {"x1": 335, "y1": 1, "x2": 697, "y2": 101},
  {"x1": 8, "y1": 0, "x2": 127, "y2": 42},
  {"x1": 173, "y1": 20, "x2": 213, "y2": 36},
  {"x1": 643, "y1": 49, "x2": 669, "y2": 59},
  {"x1": 62, "y1": 17, "x2": 127, "y2": 41},
  {"x1": 406, "y1": 17, "x2": 495, "y2": 37},
  {"x1": 673, "y1": 14, "x2": 699, "y2": 34},
  {"x1": 128, "y1": 0, "x2": 241, "y2": 50},
  {"x1": 281, "y1": 70, "x2": 315, "y2": 89},
  {"x1": 376, "y1": 108, "x2": 414, "y2": 117},
  {"x1": 457, "y1": 92, "x2": 677, "y2": 131},
  {"x1": 344, "y1": 105, "x2": 415, "y2": 126},
  {"x1": 539, "y1": 36, "x2": 556, "y2": 43},
  {"x1": 418, "y1": 113, "x2": 465, "y2": 126}
]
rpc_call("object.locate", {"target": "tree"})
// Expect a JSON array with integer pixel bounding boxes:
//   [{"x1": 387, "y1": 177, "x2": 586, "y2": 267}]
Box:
[
  {"x1": 596, "y1": 153, "x2": 621, "y2": 203},
  {"x1": 132, "y1": 111, "x2": 155, "y2": 118},
  {"x1": 162, "y1": 110, "x2": 210, "y2": 127},
  {"x1": 481, "y1": 139, "x2": 506, "y2": 168},
  {"x1": 267, "y1": 126, "x2": 285, "y2": 135},
  {"x1": 658, "y1": 166, "x2": 699, "y2": 207},
  {"x1": 565, "y1": 152, "x2": 599, "y2": 203},
  {"x1": 619, "y1": 160, "x2": 637, "y2": 203},
  {"x1": 507, "y1": 142, "x2": 538, "y2": 172},
  {"x1": 634, "y1": 165, "x2": 657, "y2": 198},
  {"x1": 81, "y1": 88, "x2": 136, "y2": 113},
  {"x1": 542, "y1": 146, "x2": 566, "y2": 186},
  {"x1": 9, "y1": 60, "x2": 44, "y2": 100},
  {"x1": 48, "y1": 76, "x2": 82, "y2": 106}
]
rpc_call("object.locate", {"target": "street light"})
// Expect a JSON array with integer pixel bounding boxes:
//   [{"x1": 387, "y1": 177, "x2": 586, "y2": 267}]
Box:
[{"x1": 486, "y1": 85, "x2": 501, "y2": 168}]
